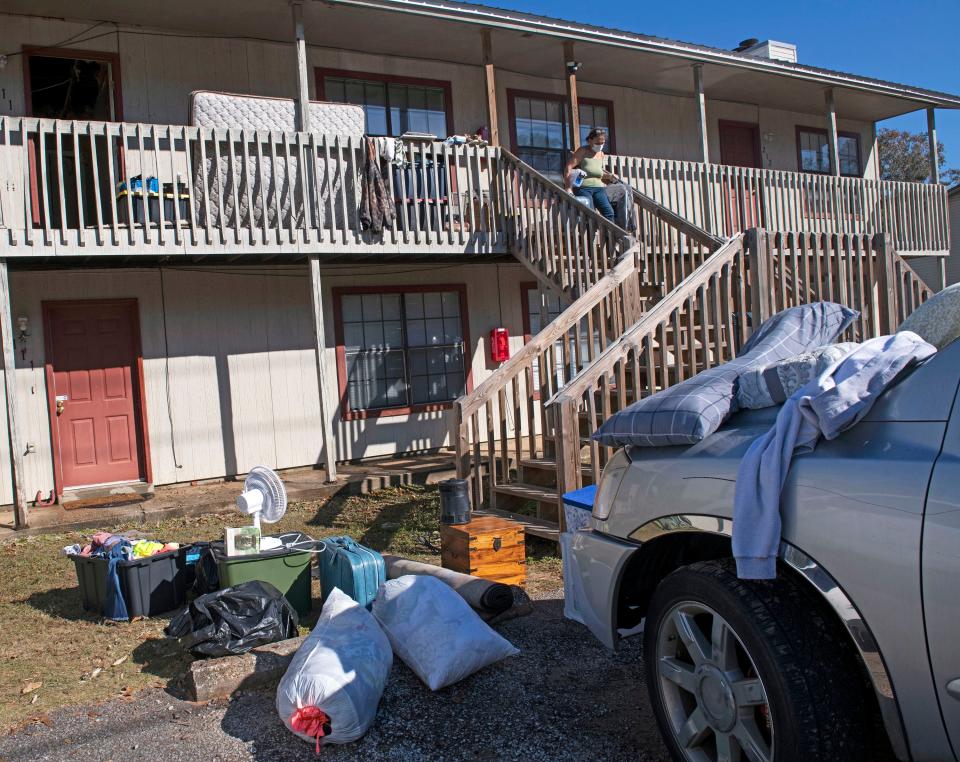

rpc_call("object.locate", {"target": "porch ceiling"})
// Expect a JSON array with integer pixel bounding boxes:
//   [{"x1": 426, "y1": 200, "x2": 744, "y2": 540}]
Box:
[{"x1": 8, "y1": 0, "x2": 958, "y2": 122}]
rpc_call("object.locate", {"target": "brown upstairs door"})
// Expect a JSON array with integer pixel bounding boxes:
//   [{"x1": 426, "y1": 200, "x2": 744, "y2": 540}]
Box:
[
  {"x1": 718, "y1": 120, "x2": 764, "y2": 233},
  {"x1": 44, "y1": 300, "x2": 146, "y2": 489}
]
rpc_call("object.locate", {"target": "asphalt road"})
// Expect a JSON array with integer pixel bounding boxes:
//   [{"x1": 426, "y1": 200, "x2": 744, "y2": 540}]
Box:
[{"x1": 0, "y1": 592, "x2": 670, "y2": 762}]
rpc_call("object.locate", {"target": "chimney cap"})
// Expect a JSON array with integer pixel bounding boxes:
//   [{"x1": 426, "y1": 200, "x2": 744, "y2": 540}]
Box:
[{"x1": 735, "y1": 38, "x2": 760, "y2": 52}]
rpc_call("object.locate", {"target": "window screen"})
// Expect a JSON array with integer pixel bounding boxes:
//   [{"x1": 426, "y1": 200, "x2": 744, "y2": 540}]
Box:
[
  {"x1": 324, "y1": 75, "x2": 447, "y2": 137},
  {"x1": 341, "y1": 290, "x2": 466, "y2": 412},
  {"x1": 798, "y1": 128, "x2": 861, "y2": 177}
]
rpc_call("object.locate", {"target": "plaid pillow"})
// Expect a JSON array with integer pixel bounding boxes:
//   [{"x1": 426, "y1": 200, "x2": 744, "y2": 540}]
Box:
[{"x1": 591, "y1": 302, "x2": 858, "y2": 447}]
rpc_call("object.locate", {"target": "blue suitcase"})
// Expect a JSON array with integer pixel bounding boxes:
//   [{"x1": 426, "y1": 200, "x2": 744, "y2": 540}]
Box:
[{"x1": 318, "y1": 536, "x2": 386, "y2": 609}]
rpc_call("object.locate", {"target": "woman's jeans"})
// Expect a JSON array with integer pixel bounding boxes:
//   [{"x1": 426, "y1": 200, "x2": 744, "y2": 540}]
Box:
[{"x1": 573, "y1": 185, "x2": 615, "y2": 221}]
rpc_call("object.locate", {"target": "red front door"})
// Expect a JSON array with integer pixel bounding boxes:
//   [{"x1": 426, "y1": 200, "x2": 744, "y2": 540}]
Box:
[
  {"x1": 718, "y1": 120, "x2": 764, "y2": 233},
  {"x1": 718, "y1": 121, "x2": 762, "y2": 169},
  {"x1": 45, "y1": 300, "x2": 145, "y2": 489}
]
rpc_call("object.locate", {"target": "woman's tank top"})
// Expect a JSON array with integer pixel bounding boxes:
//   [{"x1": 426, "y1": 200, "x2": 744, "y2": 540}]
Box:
[{"x1": 578, "y1": 153, "x2": 605, "y2": 187}]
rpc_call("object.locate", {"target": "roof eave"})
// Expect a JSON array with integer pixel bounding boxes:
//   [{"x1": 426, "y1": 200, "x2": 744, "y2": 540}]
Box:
[{"x1": 325, "y1": 0, "x2": 960, "y2": 110}]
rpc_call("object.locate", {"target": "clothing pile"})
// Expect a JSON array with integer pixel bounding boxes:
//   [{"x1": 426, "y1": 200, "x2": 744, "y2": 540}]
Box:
[{"x1": 62, "y1": 532, "x2": 180, "y2": 559}]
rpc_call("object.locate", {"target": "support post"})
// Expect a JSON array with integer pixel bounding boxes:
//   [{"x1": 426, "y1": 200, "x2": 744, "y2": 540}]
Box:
[
  {"x1": 692, "y1": 64, "x2": 709, "y2": 164},
  {"x1": 0, "y1": 261, "x2": 27, "y2": 528},
  {"x1": 480, "y1": 29, "x2": 500, "y2": 146},
  {"x1": 746, "y1": 228, "x2": 773, "y2": 332},
  {"x1": 692, "y1": 63, "x2": 713, "y2": 232},
  {"x1": 563, "y1": 40, "x2": 581, "y2": 150},
  {"x1": 291, "y1": 1, "x2": 311, "y2": 133},
  {"x1": 824, "y1": 88, "x2": 840, "y2": 177},
  {"x1": 927, "y1": 107, "x2": 940, "y2": 185},
  {"x1": 308, "y1": 256, "x2": 337, "y2": 482},
  {"x1": 873, "y1": 232, "x2": 899, "y2": 333}
]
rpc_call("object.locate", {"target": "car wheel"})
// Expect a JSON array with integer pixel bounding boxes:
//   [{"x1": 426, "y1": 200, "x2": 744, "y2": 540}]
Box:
[{"x1": 644, "y1": 558, "x2": 881, "y2": 762}]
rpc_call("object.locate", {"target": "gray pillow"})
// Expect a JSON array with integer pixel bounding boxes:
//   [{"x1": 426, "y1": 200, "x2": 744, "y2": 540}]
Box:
[
  {"x1": 736, "y1": 343, "x2": 859, "y2": 410},
  {"x1": 592, "y1": 302, "x2": 858, "y2": 447},
  {"x1": 897, "y1": 282, "x2": 960, "y2": 350}
]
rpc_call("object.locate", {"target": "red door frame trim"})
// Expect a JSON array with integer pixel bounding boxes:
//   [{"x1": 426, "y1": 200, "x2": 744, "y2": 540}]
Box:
[
  {"x1": 22, "y1": 46, "x2": 124, "y2": 228},
  {"x1": 42, "y1": 298, "x2": 152, "y2": 497},
  {"x1": 505, "y1": 88, "x2": 617, "y2": 155},
  {"x1": 315, "y1": 67, "x2": 455, "y2": 135},
  {"x1": 332, "y1": 283, "x2": 473, "y2": 420}
]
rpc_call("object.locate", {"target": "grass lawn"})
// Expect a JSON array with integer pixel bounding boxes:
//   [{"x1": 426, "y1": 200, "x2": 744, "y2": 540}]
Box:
[{"x1": 0, "y1": 485, "x2": 561, "y2": 732}]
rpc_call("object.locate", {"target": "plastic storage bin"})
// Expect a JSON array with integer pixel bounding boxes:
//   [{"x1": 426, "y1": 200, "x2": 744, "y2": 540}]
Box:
[
  {"x1": 72, "y1": 546, "x2": 190, "y2": 619},
  {"x1": 213, "y1": 532, "x2": 318, "y2": 617}
]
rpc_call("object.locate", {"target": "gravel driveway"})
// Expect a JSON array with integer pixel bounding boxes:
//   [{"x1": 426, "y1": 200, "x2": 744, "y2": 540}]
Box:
[{"x1": 0, "y1": 590, "x2": 669, "y2": 761}]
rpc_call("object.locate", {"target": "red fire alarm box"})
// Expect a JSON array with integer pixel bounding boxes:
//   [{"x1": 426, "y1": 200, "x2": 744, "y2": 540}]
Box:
[{"x1": 489, "y1": 327, "x2": 510, "y2": 363}]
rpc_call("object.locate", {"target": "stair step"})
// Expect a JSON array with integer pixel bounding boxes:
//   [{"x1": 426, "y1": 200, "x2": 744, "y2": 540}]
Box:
[
  {"x1": 474, "y1": 506, "x2": 560, "y2": 542},
  {"x1": 492, "y1": 481, "x2": 559, "y2": 504}
]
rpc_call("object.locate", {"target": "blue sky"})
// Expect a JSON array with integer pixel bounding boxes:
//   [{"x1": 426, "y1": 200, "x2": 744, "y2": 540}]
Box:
[{"x1": 477, "y1": 0, "x2": 960, "y2": 172}]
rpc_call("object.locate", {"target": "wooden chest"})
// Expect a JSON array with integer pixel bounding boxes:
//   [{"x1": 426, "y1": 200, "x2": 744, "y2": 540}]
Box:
[{"x1": 440, "y1": 515, "x2": 526, "y2": 586}]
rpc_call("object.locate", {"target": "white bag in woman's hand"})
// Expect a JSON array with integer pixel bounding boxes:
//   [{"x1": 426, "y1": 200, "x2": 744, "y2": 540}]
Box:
[
  {"x1": 372, "y1": 575, "x2": 519, "y2": 691},
  {"x1": 276, "y1": 588, "x2": 392, "y2": 748}
]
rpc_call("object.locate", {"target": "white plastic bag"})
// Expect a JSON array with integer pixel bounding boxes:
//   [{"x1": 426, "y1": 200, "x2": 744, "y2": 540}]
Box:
[
  {"x1": 276, "y1": 588, "x2": 392, "y2": 748},
  {"x1": 561, "y1": 502, "x2": 593, "y2": 625},
  {"x1": 372, "y1": 575, "x2": 519, "y2": 691}
]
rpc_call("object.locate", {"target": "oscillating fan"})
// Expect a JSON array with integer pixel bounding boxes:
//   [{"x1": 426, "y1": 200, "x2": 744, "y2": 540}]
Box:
[{"x1": 236, "y1": 466, "x2": 288, "y2": 551}]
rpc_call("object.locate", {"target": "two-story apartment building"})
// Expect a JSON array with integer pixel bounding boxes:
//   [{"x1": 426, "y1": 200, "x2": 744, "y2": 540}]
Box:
[{"x1": 0, "y1": 0, "x2": 956, "y2": 526}]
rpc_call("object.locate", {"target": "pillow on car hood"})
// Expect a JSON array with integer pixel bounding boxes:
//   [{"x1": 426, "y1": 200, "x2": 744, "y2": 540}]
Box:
[
  {"x1": 591, "y1": 302, "x2": 859, "y2": 447},
  {"x1": 736, "y1": 342, "x2": 860, "y2": 410}
]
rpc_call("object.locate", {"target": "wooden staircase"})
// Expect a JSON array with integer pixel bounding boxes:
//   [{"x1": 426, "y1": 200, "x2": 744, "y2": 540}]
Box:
[{"x1": 456, "y1": 154, "x2": 936, "y2": 540}]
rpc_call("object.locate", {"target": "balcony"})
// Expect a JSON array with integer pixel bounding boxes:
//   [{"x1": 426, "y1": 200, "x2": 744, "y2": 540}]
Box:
[
  {"x1": 0, "y1": 117, "x2": 507, "y2": 259},
  {"x1": 0, "y1": 117, "x2": 950, "y2": 262},
  {"x1": 608, "y1": 154, "x2": 951, "y2": 257}
]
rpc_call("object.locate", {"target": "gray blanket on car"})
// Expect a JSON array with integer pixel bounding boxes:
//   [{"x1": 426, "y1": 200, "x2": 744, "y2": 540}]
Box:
[{"x1": 732, "y1": 331, "x2": 936, "y2": 580}]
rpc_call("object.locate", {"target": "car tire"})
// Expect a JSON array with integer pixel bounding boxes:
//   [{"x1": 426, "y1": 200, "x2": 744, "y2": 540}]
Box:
[{"x1": 643, "y1": 558, "x2": 885, "y2": 762}]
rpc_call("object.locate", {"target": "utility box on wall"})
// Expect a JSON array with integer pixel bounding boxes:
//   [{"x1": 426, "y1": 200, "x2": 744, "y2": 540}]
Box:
[{"x1": 489, "y1": 327, "x2": 510, "y2": 363}]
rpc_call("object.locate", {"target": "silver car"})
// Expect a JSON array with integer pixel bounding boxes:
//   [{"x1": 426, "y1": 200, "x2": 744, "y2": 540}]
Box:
[{"x1": 570, "y1": 339, "x2": 960, "y2": 762}]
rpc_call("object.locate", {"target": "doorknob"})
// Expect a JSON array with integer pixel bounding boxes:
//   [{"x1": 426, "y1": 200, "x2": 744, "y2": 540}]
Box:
[{"x1": 56, "y1": 399, "x2": 66, "y2": 416}]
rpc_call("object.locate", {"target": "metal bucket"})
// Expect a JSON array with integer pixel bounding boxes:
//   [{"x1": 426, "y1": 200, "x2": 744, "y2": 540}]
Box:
[{"x1": 438, "y1": 478, "x2": 470, "y2": 525}]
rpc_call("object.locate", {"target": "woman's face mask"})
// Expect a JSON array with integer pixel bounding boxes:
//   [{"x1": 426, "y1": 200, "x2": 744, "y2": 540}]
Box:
[{"x1": 591, "y1": 141, "x2": 605, "y2": 153}]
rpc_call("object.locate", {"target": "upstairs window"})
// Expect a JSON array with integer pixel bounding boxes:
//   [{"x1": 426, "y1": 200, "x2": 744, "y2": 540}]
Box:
[
  {"x1": 509, "y1": 91, "x2": 615, "y2": 179},
  {"x1": 318, "y1": 70, "x2": 451, "y2": 137},
  {"x1": 336, "y1": 287, "x2": 469, "y2": 418},
  {"x1": 797, "y1": 127, "x2": 861, "y2": 177}
]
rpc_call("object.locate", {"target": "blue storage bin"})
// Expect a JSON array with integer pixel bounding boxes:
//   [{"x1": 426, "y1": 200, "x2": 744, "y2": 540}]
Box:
[
  {"x1": 562, "y1": 485, "x2": 596, "y2": 533},
  {"x1": 318, "y1": 536, "x2": 386, "y2": 609}
]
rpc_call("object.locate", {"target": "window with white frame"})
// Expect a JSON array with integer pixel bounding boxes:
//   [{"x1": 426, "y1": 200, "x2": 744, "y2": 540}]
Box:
[{"x1": 339, "y1": 289, "x2": 467, "y2": 414}]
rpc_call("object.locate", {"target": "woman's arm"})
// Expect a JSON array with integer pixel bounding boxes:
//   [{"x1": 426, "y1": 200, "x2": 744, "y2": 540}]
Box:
[{"x1": 565, "y1": 148, "x2": 584, "y2": 191}]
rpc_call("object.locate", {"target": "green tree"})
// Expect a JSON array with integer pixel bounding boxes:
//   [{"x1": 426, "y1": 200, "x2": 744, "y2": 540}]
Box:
[{"x1": 877, "y1": 128, "x2": 959, "y2": 185}]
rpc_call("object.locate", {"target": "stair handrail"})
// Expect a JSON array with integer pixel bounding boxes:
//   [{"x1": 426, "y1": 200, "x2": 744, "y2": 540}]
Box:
[
  {"x1": 547, "y1": 233, "x2": 748, "y2": 495},
  {"x1": 495, "y1": 148, "x2": 634, "y2": 295}
]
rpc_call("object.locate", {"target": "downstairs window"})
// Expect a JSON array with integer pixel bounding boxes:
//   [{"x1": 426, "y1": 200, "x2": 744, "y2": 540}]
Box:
[{"x1": 336, "y1": 287, "x2": 469, "y2": 418}]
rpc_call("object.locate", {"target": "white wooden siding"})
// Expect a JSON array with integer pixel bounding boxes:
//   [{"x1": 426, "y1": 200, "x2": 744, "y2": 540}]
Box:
[
  {"x1": 0, "y1": 12, "x2": 877, "y2": 181},
  {"x1": 0, "y1": 262, "x2": 526, "y2": 503}
]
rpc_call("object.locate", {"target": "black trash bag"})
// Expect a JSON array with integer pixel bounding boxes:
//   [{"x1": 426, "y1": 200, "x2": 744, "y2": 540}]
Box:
[
  {"x1": 165, "y1": 580, "x2": 299, "y2": 657},
  {"x1": 191, "y1": 545, "x2": 220, "y2": 597}
]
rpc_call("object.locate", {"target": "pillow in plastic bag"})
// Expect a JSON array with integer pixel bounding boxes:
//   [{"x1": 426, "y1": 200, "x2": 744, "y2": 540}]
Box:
[
  {"x1": 372, "y1": 575, "x2": 519, "y2": 690},
  {"x1": 736, "y1": 342, "x2": 859, "y2": 409},
  {"x1": 276, "y1": 588, "x2": 392, "y2": 748}
]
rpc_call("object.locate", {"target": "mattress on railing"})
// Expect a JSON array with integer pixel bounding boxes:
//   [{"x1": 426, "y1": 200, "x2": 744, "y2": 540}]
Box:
[{"x1": 189, "y1": 90, "x2": 364, "y2": 231}]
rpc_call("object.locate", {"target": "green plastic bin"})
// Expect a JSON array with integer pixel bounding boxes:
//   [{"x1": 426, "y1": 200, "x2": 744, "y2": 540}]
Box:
[{"x1": 212, "y1": 532, "x2": 318, "y2": 617}]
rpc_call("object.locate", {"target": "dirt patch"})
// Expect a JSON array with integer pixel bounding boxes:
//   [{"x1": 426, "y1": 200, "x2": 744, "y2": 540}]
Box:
[{"x1": 0, "y1": 485, "x2": 562, "y2": 731}]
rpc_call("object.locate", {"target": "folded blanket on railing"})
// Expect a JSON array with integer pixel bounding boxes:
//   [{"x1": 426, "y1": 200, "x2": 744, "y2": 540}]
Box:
[
  {"x1": 591, "y1": 302, "x2": 858, "y2": 448},
  {"x1": 732, "y1": 331, "x2": 935, "y2": 580}
]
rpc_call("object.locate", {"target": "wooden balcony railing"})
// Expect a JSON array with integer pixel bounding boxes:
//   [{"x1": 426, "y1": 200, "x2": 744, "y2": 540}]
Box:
[
  {"x1": 0, "y1": 117, "x2": 507, "y2": 256},
  {"x1": 548, "y1": 229, "x2": 935, "y2": 500},
  {"x1": 608, "y1": 155, "x2": 951, "y2": 257}
]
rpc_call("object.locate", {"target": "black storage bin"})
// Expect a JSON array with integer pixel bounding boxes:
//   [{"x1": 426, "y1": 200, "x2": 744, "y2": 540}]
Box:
[
  {"x1": 392, "y1": 159, "x2": 448, "y2": 230},
  {"x1": 72, "y1": 546, "x2": 190, "y2": 619}
]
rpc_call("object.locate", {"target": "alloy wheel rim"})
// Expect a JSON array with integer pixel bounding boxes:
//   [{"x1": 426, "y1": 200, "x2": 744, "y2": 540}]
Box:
[{"x1": 655, "y1": 601, "x2": 774, "y2": 762}]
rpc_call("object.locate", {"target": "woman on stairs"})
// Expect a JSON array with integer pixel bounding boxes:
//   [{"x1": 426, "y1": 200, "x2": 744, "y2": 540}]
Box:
[{"x1": 565, "y1": 128, "x2": 616, "y2": 222}]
